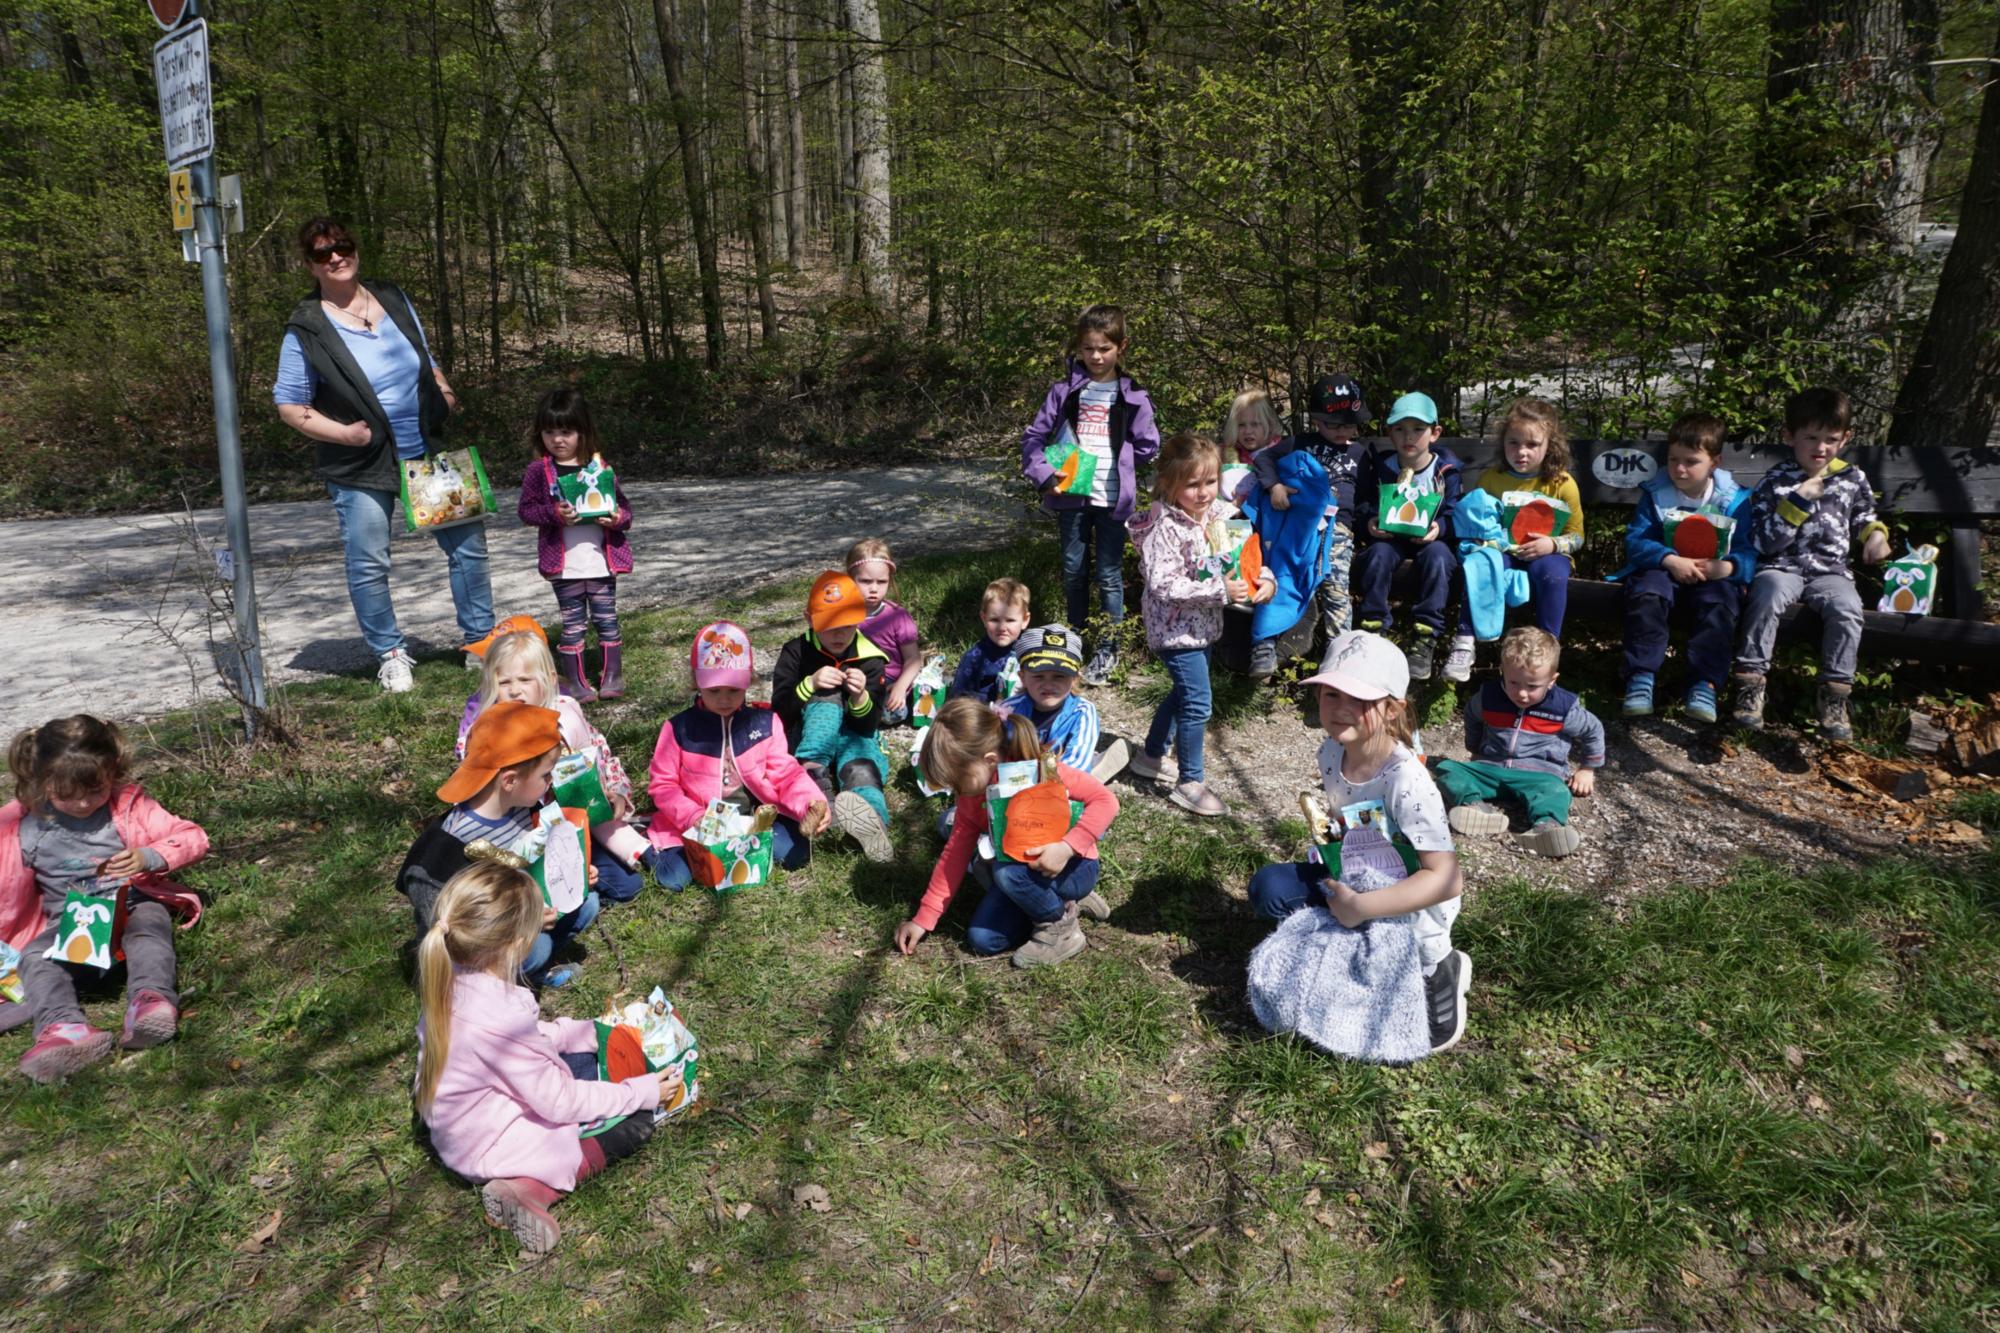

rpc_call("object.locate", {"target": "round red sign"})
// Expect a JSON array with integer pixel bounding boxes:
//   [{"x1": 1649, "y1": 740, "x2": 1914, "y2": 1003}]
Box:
[{"x1": 149, "y1": 0, "x2": 190, "y2": 30}]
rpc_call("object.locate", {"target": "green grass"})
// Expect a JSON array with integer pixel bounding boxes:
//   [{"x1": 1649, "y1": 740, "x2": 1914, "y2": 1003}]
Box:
[{"x1": 2, "y1": 545, "x2": 1997, "y2": 1328}]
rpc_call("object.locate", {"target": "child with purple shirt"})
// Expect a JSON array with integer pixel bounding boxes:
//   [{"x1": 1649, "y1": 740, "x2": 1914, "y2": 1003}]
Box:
[{"x1": 847, "y1": 538, "x2": 923, "y2": 725}]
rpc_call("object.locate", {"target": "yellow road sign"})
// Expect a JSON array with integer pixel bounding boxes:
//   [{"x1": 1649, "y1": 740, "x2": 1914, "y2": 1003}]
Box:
[{"x1": 170, "y1": 168, "x2": 193, "y2": 230}]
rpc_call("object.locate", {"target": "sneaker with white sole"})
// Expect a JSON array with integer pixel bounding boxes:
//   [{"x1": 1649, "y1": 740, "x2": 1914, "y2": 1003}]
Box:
[
  {"x1": 1519, "y1": 819, "x2": 1581, "y2": 858},
  {"x1": 1448, "y1": 802, "x2": 1510, "y2": 837},
  {"x1": 482, "y1": 1178, "x2": 562, "y2": 1253},
  {"x1": 833, "y1": 791, "x2": 894, "y2": 863},
  {"x1": 1426, "y1": 950, "x2": 1472, "y2": 1052},
  {"x1": 1082, "y1": 643, "x2": 1118, "y2": 687},
  {"x1": 1442, "y1": 635, "x2": 1476, "y2": 682},
  {"x1": 1406, "y1": 628, "x2": 1438, "y2": 681},
  {"x1": 19, "y1": 1022, "x2": 115, "y2": 1083},
  {"x1": 1169, "y1": 781, "x2": 1227, "y2": 817},
  {"x1": 120, "y1": 989, "x2": 178, "y2": 1050},
  {"x1": 377, "y1": 648, "x2": 416, "y2": 693},
  {"x1": 1091, "y1": 738, "x2": 1130, "y2": 784},
  {"x1": 1128, "y1": 749, "x2": 1167, "y2": 783}
]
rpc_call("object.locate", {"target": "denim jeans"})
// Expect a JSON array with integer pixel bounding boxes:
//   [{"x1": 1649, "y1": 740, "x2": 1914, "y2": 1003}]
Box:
[
  {"x1": 524, "y1": 890, "x2": 600, "y2": 982},
  {"x1": 326, "y1": 481, "x2": 495, "y2": 657},
  {"x1": 592, "y1": 843, "x2": 644, "y2": 904},
  {"x1": 650, "y1": 818, "x2": 810, "y2": 891},
  {"x1": 967, "y1": 854, "x2": 1100, "y2": 954},
  {"x1": 1145, "y1": 645, "x2": 1213, "y2": 785},
  {"x1": 1055, "y1": 506, "x2": 1127, "y2": 633}
]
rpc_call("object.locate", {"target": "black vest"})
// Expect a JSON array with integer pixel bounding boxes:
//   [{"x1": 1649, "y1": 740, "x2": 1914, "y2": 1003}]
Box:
[{"x1": 283, "y1": 280, "x2": 447, "y2": 491}]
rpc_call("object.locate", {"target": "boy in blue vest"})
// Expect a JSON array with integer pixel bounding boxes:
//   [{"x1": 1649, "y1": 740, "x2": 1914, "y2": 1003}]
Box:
[{"x1": 1433, "y1": 627, "x2": 1605, "y2": 858}]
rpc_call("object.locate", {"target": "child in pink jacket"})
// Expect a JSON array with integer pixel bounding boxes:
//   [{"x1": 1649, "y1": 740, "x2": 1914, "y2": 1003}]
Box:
[
  {"x1": 417, "y1": 861, "x2": 679, "y2": 1254},
  {"x1": 4, "y1": 715, "x2": 207, "y2": 1081},
  {"x1": 645, "y1": 621, "x2": 832, "y2": 890}
]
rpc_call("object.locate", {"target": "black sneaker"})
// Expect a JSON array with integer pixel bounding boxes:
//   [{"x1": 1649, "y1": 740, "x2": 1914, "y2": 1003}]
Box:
[
  {"x1": 1083, "y1": 643, "x2": 1117, "y2": 687},
  {"x1": 1426, "y1": 950, "x2": 1471, "y2": 1052}
]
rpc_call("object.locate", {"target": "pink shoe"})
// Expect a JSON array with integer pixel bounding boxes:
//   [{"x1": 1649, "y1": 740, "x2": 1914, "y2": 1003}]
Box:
[
  {"x1": 482, "y1": 1177, "x2": 562, "y2": 1253},
  {"x1": 19, "y1": 1022, "x2": 114, "y2": 1084},
  {"x1": 121, "y1": 990, "x2": 179, "y2": 1050}
]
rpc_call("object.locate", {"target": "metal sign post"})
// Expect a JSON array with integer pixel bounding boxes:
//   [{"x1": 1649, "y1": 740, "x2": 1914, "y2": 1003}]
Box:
[{"x1": 153, "y1": 0, "x2": 268, "y2": 736}]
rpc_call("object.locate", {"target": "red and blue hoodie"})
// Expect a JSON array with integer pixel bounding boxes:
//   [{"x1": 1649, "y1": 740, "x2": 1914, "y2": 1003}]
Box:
[{"x1": 1462, "y1": 680, "x2": 1606, "y2": 777}]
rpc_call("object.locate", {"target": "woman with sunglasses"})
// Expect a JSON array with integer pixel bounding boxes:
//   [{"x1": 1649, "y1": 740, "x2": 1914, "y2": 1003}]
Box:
[{"x1": 272, "y1": 216, "x2": 494, "y2": 693}]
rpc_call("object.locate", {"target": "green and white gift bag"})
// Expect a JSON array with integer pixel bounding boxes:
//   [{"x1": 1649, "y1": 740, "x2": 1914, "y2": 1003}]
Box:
[
  {"x1": 1877, "y1": 544, "x2": 1939, "y2": 616},
  {"x1": 551, "y1": 750, "x2": 616, "y2": 825},
  {"x1": 592, "y1": 986, "x2": 701, "y2": 1124},
  {"x1": 524, "y1": 802, "x2": 590, "y2": 913},
  {"x1": 681, "y1": 799, "x2": 777, "y2": 890},
  {"x1": 44, "y1": 887, "x2": 119, "y2": 969},
  {"x1": 1378, "y1": 482, "x2": 1444, "y2": 537},
  {"x1": 1299, "y1": 792, "x2": 1418, "y2": 882},
  {"x1": 907, "y1": 652, "x2": 949, "y2": 729},
  {"x1": 555, "y1": 454, "x2": 619, "y2": 520},
  {"x1": 1042, "y1": 423, "x2": 1099, "y2": 497},
  {"x1": 400, "y1": 447, "x2": 496, "y2": 534},
  {"x1": 1662, "y1": 506, "x2": 1736, "y2": 561}
]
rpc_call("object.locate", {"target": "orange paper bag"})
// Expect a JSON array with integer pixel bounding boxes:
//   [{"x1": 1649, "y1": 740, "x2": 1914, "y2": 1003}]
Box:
[{"x1": 999, "y1": 780, "x2": 1077, "y2": 862}]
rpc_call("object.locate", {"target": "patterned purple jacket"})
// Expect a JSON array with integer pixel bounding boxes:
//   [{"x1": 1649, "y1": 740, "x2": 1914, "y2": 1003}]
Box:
[{"x1": 516, "y1": 456, "x2": 635, "y2": 579}]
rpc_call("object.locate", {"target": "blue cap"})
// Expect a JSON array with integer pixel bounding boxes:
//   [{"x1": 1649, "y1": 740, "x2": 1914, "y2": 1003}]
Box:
[{"x1": 1386, "y1": 392, "x2": 1439, "y2": 427}]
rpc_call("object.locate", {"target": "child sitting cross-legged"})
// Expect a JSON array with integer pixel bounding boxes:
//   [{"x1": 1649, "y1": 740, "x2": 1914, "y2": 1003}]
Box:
[
  {"x1": 399, "y1": 701, "x2": 600, "y2": 988},
  {"x1": 894, "y1": 698, "x2": 1119, "y2": 968},
  {"x1": 645, "y1": 621, "x2": 833, "y2": 888},
  {"x1": 772, "y1": 572, "x2": 895, "y2": 863},
  {"x1": 416, "y1": 861, "x2": 678, "y2": 1255},
  {"x1": 1435, "y1": 627, "x2": 1605, "y2": 859},
  {"x1": 1000, "y1": 624, "x2": 1129, "y2": 783}
]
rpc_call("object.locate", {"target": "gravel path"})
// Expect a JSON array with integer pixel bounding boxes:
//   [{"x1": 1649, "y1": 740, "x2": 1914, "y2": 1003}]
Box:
[{"x1": 3, "y1": 462, "x2": 1024, "y2": 729}]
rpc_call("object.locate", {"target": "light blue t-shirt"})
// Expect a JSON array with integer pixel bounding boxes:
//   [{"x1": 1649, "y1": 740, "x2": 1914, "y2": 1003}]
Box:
[{"x1": 273, "y1": 305, "x2": 433, "y2": 460}]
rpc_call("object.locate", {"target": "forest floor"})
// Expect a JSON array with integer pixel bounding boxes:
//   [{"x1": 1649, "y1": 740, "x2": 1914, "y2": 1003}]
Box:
[{"x1": 3, "y1": 540, "x2": 1997, "y2": 1330}]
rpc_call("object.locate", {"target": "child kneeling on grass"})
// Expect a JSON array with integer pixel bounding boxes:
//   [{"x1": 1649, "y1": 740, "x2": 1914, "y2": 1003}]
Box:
[
  {"x1": 894, "y1": 698, "x2": 1118, "y2": 968},
  {"x1": 399, "y1": 701, "x2": 599, "y2": 988},
  {"x1": 416, "y1": 861, "x2": 678, "y2": 1255},
  {"x1": 1435, "y1": 627, "x2": 1605, "y2": 859},
  {"x1": 645, "y1": 621, "x2": 832, "y2": 889},
  {"x1": 4, "y1": 716, "x2": 208, "y2": 1081},
  {"x1": 1244, "y1": 631, "x2": 1469, "y2": 1059},
  {"x1": 772, "y1": 572, "x2": 895, "y2": 862}
]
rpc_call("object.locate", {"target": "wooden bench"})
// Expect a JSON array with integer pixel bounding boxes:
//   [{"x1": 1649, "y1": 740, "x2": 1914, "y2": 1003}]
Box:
[{"x1": 1219, "y1": 440, "x2": 2000, "y2": 671}]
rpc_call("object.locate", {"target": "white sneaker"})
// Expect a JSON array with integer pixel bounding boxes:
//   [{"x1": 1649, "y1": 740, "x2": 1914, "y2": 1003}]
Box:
[
  {"x1": 1091, "y1": 738, "x2": 1131, "y2": 783},
  {"x1": 377, "y1": 648, "x2": 416, "y2": 694},
  {"x1": 1442, "y1": 635, "x2": 1476, "y2": 683}
]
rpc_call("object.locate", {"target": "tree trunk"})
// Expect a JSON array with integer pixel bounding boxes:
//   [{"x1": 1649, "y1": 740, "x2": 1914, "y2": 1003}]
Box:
[
  {"x1": 1887, "y1": 21, "x2": 2000, "y2": 453},
  {"x1": 783, "y1": 4, "x2": 808, "y2": 260},
  {"x1": 738, "y1": 0, "x2": 779, "y2": 340},
  {"x1": 650, "y1": 0, "x2": 728, "y2": 368},
  {"x1": 843, "y1": 0, "x2": 893, "y2": 310},
  {"x1": 835, "y1": 53, "x2": 855, "y2": 265},
  {"x1": 425, "y1": 0, "x2": 456, "y2": 369}
]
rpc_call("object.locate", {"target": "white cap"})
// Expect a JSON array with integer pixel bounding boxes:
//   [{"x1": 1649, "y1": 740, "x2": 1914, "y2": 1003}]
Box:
[{"x1": 1301, "y1": 630, "x2": 1409, "y2": 701}]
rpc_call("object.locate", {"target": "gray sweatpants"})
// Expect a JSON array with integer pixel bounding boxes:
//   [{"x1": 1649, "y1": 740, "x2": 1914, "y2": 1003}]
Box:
[
  {"x1": 1734, "y1": 569, "x2": 1863, "y2": 683},
  {"x1": 20, "y1": 898, "x2": 177, "y2": 1034}
]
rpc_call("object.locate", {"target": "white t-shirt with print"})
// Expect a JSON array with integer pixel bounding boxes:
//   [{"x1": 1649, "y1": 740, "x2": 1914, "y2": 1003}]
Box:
[
  {"x1": 1077, "y1": 380, "x2": 1118, "y2": 508},
  {"x1": 1314, "y1": 737, "x2": 1458, "y2": 965}
]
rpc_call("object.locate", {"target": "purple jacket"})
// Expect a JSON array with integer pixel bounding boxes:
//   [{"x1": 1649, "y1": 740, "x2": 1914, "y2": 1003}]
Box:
[
  {"x1": 517, "y1": 457, "x2": 634, "y2": 579},
  {"x1": 1019, "y1": 361, "x2": 1161, "y2": 523}
]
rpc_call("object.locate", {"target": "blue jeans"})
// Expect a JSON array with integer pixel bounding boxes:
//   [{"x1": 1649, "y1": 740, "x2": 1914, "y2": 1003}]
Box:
[
  {"x1": 967, "y1": 854, "x2": 1100, "y2": 954},
  {"x1": 593, "y1": 844, "x2": 644, "y2": 904},
  {"x1": 1055, "y1": 506, "x2": 1127, "y2": 632},
  {"x1": 326, "y1": 481, "x2": 495, "y2": 657},
  {"x1": 524, "y1": 891, "x2": 600, "y2": 982},
  {"x1": 650, "y1": 819, "x2": 810, "y2": 891},
  {"x1": 1145, "y1": 645, "x2": 1213, "y2": 785}
]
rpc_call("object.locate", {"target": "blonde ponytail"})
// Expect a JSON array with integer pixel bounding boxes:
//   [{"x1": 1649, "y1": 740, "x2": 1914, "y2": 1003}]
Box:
[
  {"x1": 415, "y1": 862, "x2": 543, "y2": 1116},
  {"x1": 919, "y1": 697, "x2": 1046, "y2": 795}
]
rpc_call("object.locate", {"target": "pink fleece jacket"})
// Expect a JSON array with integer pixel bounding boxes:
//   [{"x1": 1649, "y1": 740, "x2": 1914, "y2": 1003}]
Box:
[
  {"x1": 0, "y1": 786, "x2": 209, "y2": 952},
  {"x1": 914, "y1": 762, "x2": 1118, "y2": 933},
  {"x1": 420, "y1": 969, "x2": 660, "y2": 1191},
  {"x1": 645, "y1": 701, "x2": 826, "y2": 849}
]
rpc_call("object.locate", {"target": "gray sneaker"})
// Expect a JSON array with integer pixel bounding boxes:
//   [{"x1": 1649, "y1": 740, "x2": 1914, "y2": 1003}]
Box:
[
  {"x1": 1128, "y1": 749, "x2": 1169, "y2": 784},
  {"x1": 1448, "y1": 802, "x2": 1510, "y2": 837},
  {"x1": 1082, "y1": 643, "x2": 1117, "y2": 687},
  {"x1": 832, "y1": 791, "x2": 894, "y2": 863},
  {"x1": 1406, "y1": 630, "x2": 1438, "y2": 681},
  {"x1": 1169, "y1": 781, "x2": 1228, "y2": 817},
  {"x1": 1442, "y1": 635, "x2": 1476, "y2": 683},
  {"x1": 1091, "y1": 738, "x2": 1130, "y2": 784},
  {"x1": 1249, "y1": 639, "x2": 1278, "y2": 682},
  {"x1": 1519, "y1": 820, "x2": 1581, "y2": 858},
  {"x1": 1012, "y1": 901, "x2": 1085, "y2": 968},
  {"x1": 1078, "y1": 890, "x2": 1111, "y2": 921}
]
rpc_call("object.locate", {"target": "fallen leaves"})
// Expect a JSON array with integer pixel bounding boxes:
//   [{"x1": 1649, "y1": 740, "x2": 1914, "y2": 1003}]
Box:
[
  {"x1": 239, "y1": 1209, "x2": 283, "y2": 1255},
  {"x1": 791, "y1": 1183, "x2": 831, "y2": 1213}
]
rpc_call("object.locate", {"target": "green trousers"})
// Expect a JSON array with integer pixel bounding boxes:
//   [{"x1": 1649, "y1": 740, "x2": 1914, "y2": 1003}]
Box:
[{"x1": 1433, "y1": 758, "x2": 1573, "y2": 826}]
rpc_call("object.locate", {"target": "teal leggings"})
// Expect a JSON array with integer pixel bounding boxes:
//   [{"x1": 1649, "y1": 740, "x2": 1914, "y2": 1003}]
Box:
[
  {"x1": 797, "y1": 699, "x2": 891, "y2": 824},
  {"x1": 1433, "y1": 758, "x2": 1572, "y2": 826}
]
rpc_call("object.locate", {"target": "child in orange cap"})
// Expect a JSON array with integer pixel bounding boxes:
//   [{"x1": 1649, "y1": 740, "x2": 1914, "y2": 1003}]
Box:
[
  {"x1": 397, "y1": 700, "x2": 601, "y2": 988},
  {"x1": 769, "y1": 572, "x2": 895, "y2": 862}
]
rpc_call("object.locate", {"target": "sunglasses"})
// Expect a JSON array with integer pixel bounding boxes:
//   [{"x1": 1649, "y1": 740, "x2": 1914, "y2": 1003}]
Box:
[{"x1": 308, "y1": 239, "x2": 357, "y2": 264}]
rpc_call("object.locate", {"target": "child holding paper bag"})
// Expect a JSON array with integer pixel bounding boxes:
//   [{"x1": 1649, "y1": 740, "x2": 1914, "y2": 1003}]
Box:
[
  {"x1": 515, "y1": 388, "x2": 634, "y2": 702},
  {"x1": 3, "y1": 716, "x2": 208, "y2": 1082},
  {"x1": 416, "y1": 862, "x2": 676, "y2": 1255},
  {"x1": 457, "y1": 629, "x2": 653, "y2": 902},
  {"x1": 895, "y1": 698, "x2": 1119, "y2": 968},
  {"x1": 1351, "y1": 394, "x2": 1466, "y2": 680},
  {"x1": 645, "y1": 621, "x2": 832, "y2": 890}
]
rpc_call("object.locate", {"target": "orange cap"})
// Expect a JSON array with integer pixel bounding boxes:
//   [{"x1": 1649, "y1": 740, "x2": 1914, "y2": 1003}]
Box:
[
  {"x1": 437, "y1": 700, "x2": 562, "y2": 804},
  {"x1": 464, "y1": 614, "x2": 548, "y2": 657},
  {"x1": 807, "y1": 571, "x2": 868, "y2": 634}
]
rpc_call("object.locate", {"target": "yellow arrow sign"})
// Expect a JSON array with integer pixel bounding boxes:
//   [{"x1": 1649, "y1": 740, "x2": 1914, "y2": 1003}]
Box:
[{"x1": 169, "y1": 168, "x2": 193, "y2": 230}]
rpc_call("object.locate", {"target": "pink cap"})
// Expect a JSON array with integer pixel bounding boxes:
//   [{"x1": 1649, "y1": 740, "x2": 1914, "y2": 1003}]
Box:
[
  {"x1": 690, "y1": 621, "x2": 754, "y2": 689},
  {"x1": 1300, "y1": 630, "x2": 1409, "y2": 701}
]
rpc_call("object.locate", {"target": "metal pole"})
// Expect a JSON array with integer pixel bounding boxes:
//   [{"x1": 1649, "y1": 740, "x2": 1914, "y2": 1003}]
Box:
[{"x1": 186, "y1": 107, "x2": 268, "y2": 735}]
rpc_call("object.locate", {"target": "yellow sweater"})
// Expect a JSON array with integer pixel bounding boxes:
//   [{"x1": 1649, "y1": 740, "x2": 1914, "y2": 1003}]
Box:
[{"x1": 1475, "y1": 468, "x2": 1585, "y2": 557}]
